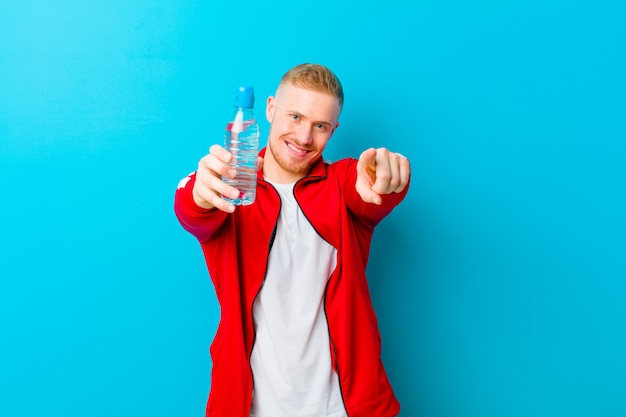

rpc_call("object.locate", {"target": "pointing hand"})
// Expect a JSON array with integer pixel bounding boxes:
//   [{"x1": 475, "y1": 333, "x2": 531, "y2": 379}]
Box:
[{"x1": 355, "y1": 148, "x2": 410, "y2": 205}]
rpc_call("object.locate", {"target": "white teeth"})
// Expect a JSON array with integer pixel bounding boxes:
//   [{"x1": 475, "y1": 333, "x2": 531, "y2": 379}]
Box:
[{"x1": 287, "y1": 142, "x2": 307, "y2": 154}]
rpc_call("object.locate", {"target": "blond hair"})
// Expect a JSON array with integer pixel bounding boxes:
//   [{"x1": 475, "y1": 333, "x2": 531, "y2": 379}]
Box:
[{"x1": 279, "y1": 63, "x2": 344, "y2": 109}]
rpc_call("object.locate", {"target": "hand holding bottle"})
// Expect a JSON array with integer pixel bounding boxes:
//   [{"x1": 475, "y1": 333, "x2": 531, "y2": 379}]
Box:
[
  {"x1": 192, "y1": 145, "x2": 264, "y2": 213},
  {"x1": 192, "y1": 85, "x2": 261, "y2": 213}
]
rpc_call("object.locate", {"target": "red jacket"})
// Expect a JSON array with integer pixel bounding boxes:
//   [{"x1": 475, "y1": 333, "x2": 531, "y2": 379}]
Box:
[{"x1": 174, "y1": 149, "x2": 408, "y2": 417}]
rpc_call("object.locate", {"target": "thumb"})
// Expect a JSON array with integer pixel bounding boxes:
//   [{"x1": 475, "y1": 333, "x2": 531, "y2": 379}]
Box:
[{"x1": 257, "y1": 156, "x2": 264, "y2": 171}]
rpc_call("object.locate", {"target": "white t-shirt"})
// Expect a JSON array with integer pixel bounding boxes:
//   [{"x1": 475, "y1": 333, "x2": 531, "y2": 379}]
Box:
[{"x1": 249, "y1": 181, "x2": 347, "y2": 417}]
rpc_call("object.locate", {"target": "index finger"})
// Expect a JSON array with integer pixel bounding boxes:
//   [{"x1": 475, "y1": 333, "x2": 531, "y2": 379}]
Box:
[{"x1": 358, "y1": 148, "x2": 377, "y2": 169}]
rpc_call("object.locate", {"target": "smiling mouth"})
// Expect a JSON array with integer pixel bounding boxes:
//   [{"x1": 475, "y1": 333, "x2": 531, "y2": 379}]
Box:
[{"x1": 285, "y1": 140, "x2": 311, "y2": 156}]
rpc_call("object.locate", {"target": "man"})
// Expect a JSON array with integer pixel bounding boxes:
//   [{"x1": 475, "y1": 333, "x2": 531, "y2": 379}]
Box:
[{"x1": 175, "y1": 63, "x2": 410, "y2": 417}]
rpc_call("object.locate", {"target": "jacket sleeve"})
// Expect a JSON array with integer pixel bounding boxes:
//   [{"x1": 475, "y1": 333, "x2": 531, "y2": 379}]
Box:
[
  {"x1": 174, "y1": 172, "x2": 229, "y2": 243},
  {"x1": 340, "y1": 158, "x2": 410, "y2": 229}
]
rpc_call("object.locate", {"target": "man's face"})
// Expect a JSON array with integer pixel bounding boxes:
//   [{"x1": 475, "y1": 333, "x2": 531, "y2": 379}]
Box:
[{"x1": 263, "y1": 83, "x2": 341, "y2": 183}]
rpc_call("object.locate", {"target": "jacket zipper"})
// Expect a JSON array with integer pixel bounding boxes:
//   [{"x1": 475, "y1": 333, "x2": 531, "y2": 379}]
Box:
[
  {"x1": 324, "y1": 279, "x2": 350, "y2": 417},
  {"x1": 247, "y1": 180, "x2": 281, "y2": 415}
]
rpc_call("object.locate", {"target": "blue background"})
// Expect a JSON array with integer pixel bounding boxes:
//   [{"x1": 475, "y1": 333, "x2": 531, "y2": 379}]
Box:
[{"x1": 1, "y1": 1, "x2": 624, "y2": 416}]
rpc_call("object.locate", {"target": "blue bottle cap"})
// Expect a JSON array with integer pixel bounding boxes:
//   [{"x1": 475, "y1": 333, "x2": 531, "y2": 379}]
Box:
[{"x1": 234, "y1": 85, "x2": 255, "y2": 108}]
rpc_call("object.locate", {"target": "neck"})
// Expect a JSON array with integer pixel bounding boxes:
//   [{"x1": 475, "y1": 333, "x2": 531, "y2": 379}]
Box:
[{"x1": 262, "y1": 163, "x2": 306, "y2": 184}]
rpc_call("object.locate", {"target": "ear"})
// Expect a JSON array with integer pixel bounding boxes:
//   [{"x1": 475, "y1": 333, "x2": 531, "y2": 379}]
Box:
[
  {"x1": 331, "y1": 121, "x2": 340, "y2": 135},
  {"x1": 266, "y1": 96, "x2": 276, "y2": 123}
]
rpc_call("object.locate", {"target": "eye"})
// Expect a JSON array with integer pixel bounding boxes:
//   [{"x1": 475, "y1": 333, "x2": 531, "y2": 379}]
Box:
[
  {"x1": 290, "y1": 114, "x2": 299, "y2": 120},
  {"x1": 315, "y1": 123, "x2": 328, "y2": 131}
]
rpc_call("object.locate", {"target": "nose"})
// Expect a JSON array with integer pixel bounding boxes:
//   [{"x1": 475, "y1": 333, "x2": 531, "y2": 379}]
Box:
[{"x1": 294, "y1": 123, "x2": 313, "y2": 145}]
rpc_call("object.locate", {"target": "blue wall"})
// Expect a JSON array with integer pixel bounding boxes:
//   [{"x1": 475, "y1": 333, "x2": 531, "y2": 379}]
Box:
[{"x1": 1, "y1": 1, "x2": 624, "y2": 416}]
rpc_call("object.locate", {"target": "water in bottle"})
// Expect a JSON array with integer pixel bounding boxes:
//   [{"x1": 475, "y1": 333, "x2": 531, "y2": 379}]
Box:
[{"x1": 223, "y1": 85, "x2": 260, "y2": 206}]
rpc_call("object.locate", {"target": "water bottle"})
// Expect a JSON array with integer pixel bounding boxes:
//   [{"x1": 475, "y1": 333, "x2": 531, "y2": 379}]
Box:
[{"x1": 223, "y1": 85, "x2": 260, "y2": 206}]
